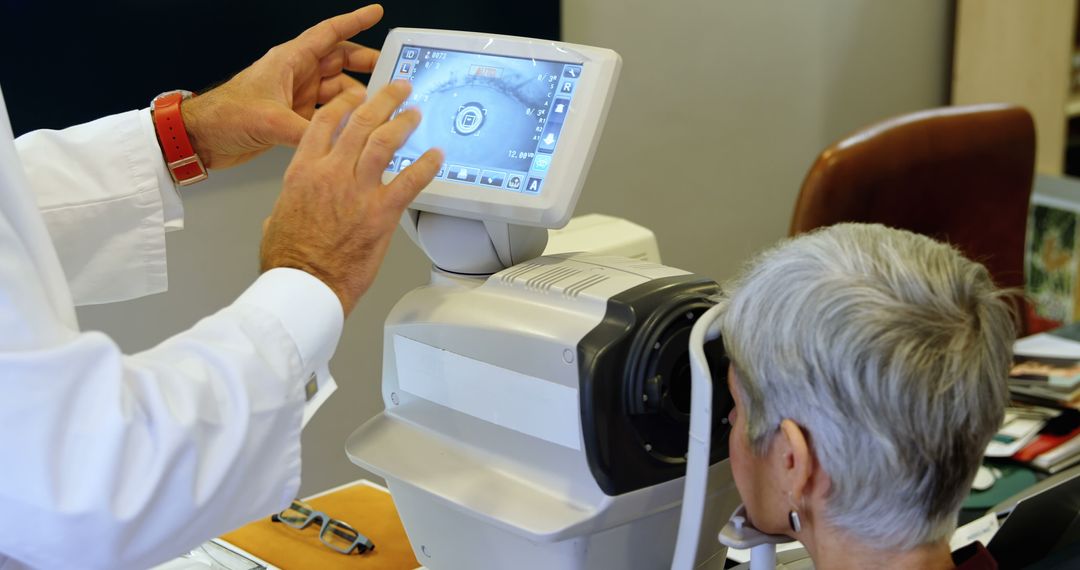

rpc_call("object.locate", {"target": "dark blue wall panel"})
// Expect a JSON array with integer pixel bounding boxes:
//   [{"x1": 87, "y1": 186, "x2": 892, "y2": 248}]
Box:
[{"x1": 0, "y1": 1, "x2": 560, "y2": 135}]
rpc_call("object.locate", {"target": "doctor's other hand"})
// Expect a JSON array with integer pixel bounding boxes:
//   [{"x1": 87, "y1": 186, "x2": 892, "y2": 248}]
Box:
[
  {"x1": 259, "y1": 81, "x2": 442, "y2": 317},
  {"x1": 177, "y1": 5, "x2": 384, "y2": 169}
]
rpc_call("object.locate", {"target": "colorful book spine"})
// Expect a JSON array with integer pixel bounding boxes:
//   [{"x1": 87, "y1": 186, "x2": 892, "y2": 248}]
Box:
[{"x1": 1013, "y1": 425, "x2": 1080, "y2": 462}]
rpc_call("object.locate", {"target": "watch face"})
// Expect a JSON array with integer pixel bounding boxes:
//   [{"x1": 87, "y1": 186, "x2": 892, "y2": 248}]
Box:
[{"x1": 152, "y1": 89, "x2": 193, "y2": 107}]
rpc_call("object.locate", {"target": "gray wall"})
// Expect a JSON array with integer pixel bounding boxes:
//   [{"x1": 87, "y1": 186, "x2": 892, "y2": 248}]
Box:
[
  {"x1": 77, "y1": 0, "x2": 952, "y2": 498},
  {"x1": 564, "y1": 0, "x2": 953, "y2": 278}
]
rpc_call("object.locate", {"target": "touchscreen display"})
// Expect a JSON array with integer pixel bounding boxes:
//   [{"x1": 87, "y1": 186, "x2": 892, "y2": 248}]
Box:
[{"x1": 386, "y1": 44, "x2": 583, "y2": 196}]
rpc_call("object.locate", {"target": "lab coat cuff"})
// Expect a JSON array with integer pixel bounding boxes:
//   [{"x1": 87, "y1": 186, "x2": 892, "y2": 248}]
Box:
[
  {"x1": 234, "y1": 268, "x2": 344, "y2": 377},
  {"x1": 138, "y1": 108, "x2": 184, "y2": 231}
]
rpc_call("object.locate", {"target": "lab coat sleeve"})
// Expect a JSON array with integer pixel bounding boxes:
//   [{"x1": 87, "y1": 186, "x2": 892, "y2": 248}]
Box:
[
  {"x1": 14, "y1": 109, "x2": 186, "y2": 305},
  {"x1": 0, "y1": 267, "x2": 344, "y2": 570}
]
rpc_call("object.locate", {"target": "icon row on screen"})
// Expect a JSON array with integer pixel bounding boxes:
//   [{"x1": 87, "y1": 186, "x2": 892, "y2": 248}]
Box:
[
  {"x1": 387, "y1": 156, "x2": 414, "y2": 172},
  {"x1": 388, "y1": 158, "x2": 542, "y2": 194}
]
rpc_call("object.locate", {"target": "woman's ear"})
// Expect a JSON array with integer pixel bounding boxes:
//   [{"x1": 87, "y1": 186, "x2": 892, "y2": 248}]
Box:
[{"x1": 776, "y1": 419, "x2": 813, "y2": 506}]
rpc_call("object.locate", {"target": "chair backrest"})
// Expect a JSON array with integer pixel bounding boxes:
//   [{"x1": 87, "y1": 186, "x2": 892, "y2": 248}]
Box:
[{"x1": 790, "y1": 104, "x2": 1036, "y2": 332}]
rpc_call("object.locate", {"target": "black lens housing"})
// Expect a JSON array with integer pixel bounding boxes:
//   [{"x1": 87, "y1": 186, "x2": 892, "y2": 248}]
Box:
[{"x1": 578, "y1": 275, "x2": 733, "y2": 496}]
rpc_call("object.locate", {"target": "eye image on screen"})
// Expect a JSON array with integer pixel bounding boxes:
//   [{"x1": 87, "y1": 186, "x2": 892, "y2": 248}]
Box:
[{"x1": 387, "y1": 45, "x2": 583, "y2": 196}]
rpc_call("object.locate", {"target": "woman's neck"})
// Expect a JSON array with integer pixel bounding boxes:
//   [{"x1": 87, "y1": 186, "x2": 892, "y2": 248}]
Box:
[{"x1": 803, "y1": 527, "x2": 954, "y2": 570}]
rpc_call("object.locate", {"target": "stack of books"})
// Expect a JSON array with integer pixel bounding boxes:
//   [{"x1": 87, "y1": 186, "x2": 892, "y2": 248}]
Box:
[
  {"x1": 987, "y1": 407, "x2": 1080, "y2": 473},
  {"x1": 1008, "y1": 356, "x2": 1080, "y2": 407},
  {"x1": 992, "y1": 331, "x2": 1080, "y2": 473}
]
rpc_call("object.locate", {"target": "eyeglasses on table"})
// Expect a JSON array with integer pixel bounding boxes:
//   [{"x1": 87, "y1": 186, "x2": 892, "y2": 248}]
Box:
[{"x1": 271, "y1": 499, "x2": 375, "y2": 555}]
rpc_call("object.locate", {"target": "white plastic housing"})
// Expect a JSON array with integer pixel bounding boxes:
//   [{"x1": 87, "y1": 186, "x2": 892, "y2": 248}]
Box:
[
  {"x1": 346, "y1": 253, "x2": 739, "y2": 569},
  {"x1": 544, "y1": 213, "x2": 662, "y2": 263},
  {"x1": 399, "y1": 210, "x2": 550, "y2": 274}
]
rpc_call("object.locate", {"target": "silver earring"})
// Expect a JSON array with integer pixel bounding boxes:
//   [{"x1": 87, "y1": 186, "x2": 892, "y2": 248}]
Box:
[{"x1": 788, "y1": 510, "x2": 802, "y2": 533}]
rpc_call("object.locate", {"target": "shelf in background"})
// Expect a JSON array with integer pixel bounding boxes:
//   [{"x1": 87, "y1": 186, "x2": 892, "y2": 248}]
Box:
[{"x1": 1067, "y1": 93, "x2": 1080, "y2": 118}]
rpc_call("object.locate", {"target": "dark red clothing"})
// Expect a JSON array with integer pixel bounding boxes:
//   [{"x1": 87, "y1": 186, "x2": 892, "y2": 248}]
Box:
[{"x1": 953, "y1": 542, "x2": 997, "y2": 569}]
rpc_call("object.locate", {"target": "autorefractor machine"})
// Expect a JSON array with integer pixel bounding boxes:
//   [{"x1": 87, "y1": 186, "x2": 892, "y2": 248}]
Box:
[{"x1": 345, "y1": 28, "x2": 767, "y2": 569}]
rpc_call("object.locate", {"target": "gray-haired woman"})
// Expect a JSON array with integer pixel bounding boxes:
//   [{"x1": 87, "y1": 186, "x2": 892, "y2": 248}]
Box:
[{"x1": 719, "y1": 223, "x2": 1013, "y2": 569}]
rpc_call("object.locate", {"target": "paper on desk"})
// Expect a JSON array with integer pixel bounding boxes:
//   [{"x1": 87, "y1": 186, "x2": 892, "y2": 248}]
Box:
[
  {"x1": 1013, "y1": 333, "x2": 1080, "y2": 359},
  {"x1": 151, "y1": 539, "x2": 278, "y2": 570},
  {"x1": 985, "y1": 417, "x2": 1045, "y2": 457},
  {"x1": 949, "y1": 512, "x2": 1000, "y2": 552}
]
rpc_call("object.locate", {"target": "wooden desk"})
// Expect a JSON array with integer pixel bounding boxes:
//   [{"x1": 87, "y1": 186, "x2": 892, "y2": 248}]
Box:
[{"x1": 220, "y1": 480, "x2": 420, "y2": 570}]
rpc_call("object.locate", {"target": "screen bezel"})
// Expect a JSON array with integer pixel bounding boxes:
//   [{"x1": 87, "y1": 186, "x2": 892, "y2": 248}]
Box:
[{"x1": 372, "y1": 28, "x2": 620, "y2": 229}]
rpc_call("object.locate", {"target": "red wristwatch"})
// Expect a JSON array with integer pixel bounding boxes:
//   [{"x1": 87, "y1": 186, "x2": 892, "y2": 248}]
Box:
[{"x1": 151, "y1": 90, "x2": 208, "y2": 186}]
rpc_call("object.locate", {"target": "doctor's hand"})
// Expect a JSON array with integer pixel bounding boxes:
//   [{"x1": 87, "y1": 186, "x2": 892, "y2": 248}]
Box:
[
  {"x1": 177, "y1": 4, "x2": 384, "y2": 169},
  {"x1": 259, "y1": 81, "x2": 442, "y2": 316}
]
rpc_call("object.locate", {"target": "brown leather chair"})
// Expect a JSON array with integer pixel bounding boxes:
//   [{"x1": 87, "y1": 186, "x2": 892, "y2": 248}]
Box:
[{"x1": 789, "y1": 104, "x2": 1039, "y2": 334}]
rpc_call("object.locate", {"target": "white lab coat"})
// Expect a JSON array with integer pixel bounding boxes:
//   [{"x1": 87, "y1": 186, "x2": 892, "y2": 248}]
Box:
[{"x1": 0, "y1": 87, "x2": 344, "y2": 569}]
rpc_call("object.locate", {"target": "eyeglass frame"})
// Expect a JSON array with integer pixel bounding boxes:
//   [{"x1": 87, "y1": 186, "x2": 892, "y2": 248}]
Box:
[{"x1": 270, "y1": 499, "x2": 375, "y2": 555}]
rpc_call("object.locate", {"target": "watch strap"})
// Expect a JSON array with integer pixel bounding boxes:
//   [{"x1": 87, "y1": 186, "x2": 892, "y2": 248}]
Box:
[{"x1": 152, "y1": 91, "x2": 207, "y2": 186}]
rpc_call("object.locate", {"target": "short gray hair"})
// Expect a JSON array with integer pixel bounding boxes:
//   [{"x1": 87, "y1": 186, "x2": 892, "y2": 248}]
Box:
[{"x1": 719, "y1": 223, "x2": 1013, "y2": 550}]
